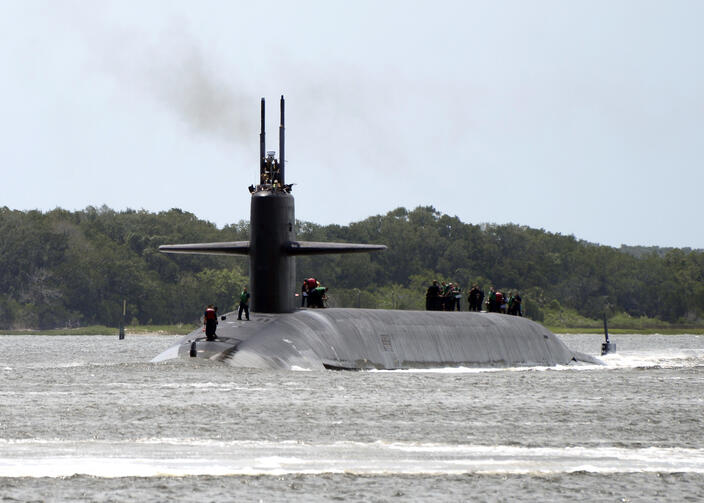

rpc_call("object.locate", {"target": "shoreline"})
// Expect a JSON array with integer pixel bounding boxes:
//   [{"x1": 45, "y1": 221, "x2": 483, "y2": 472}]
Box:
[
  {"x1": 0, "y1": 325, "x2": 195, "y2": 336},
  {"x1": 547, "y1": 327, "x2": 704, "y2": 335},
  {"x1": 1, "y1": 324, "x2": 702, "y2": 336}
]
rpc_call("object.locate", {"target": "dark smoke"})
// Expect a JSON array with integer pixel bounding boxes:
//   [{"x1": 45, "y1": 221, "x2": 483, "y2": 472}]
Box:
[{"x1": 142, "y1": 42, "x2": 257, "y2": 145}]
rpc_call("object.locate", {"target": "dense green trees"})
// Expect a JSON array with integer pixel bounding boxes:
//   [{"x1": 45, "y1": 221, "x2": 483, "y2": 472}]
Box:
[
  {"x1": 298, "y1": 207, "x2": 703, "y2": 324},
  {"x1": 0, "y1": 205, "x2": 702, "y2": 329},
  {"x1": 0, "y1": 206, "x2": 248, "y2": 328}
]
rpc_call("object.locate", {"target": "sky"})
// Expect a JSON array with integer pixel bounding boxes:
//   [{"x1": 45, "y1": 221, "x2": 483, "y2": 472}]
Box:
[{"x1": 1, "y1": 0, "x2": 702, "y2": 248}]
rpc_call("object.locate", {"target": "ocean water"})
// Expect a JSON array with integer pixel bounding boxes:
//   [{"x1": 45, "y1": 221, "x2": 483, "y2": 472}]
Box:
[{"x1": 0, "y1": 333, "x2": 703, "y2": 502}]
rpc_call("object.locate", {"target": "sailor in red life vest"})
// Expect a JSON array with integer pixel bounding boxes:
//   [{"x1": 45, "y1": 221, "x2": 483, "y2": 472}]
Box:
[
  {"x1": 496, "y1": 291, "x2": 506, "y2": 314},
  {"x1": 307, "y1": 277, "x2": 318, "y2": 291},
  {"x1": 203, "y1": 304, "x2": 218, "y2": 340}
]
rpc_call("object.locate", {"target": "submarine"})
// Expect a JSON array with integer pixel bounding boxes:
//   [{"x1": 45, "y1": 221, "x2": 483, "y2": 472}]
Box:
[{"x1": 153, "y1": 96, "x2": 601, "y2": 369}]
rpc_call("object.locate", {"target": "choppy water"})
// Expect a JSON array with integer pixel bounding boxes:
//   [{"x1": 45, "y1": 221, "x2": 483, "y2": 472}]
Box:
[{"x1": 1, "y1": 333, "x2": 703, "y2": 502}]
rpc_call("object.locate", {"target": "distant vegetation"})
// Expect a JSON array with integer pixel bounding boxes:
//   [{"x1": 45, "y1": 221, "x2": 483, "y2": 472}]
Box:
[{"x1": 1, "y1": 205, "x2": 702, "y2": 330}]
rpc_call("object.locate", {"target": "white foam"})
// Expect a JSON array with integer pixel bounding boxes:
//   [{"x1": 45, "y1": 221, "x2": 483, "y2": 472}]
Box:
[
  {"x1": 599, "y1": 348, "x2": 704, "y2": 369},
  {"x1": 150, "y1": 344, "x2": 180, "y2": 363},
  {"x1": 2, "y1": 439, "x2": 703, "y2": 477},
  {"x1": 366, "y1": 345, "x2": 704, "y2": 373},
  {"x1": 369, "y1": 364, "x2": 588, "y2": 374}
]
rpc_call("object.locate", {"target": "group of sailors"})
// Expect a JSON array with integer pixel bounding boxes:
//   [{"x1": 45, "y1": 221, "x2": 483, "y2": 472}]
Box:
[
  {"x1": 204, "y1": 278, "x2": 328, "y2": 340},
  {"x1": 484, "y1": 286, "x2": 523, "y2": 315},
  {"x1": 248, "y1": 151, "x2": 293, "y2": 194},
  {"x1": 202, "y1": 287, "x2": 251, "y2": 339},
  {"x1": 425, "y1": 281, "x2": 463, "y2": 311},
  {"x1": 426, "y1": 281, "x2": 522, "y2": 316},
  {"x1": 203, "y1": 280, "x2": 522, "y2": 337},
  {"x1": 300, "y1": 277, "x2": 328, "y2": 308}
]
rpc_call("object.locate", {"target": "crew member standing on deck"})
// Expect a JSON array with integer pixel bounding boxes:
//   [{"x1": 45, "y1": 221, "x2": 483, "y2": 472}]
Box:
[
  {"x1": 508, "y1": 291, "x2": 523, "y2": 316},
  {"x1": 301, "y1": 280, "x2": 309, "y2": 307},
  {"x1": 426, "y1": 280, "x2": 441, "y2": 311},
  {"x1": 308, "y1": 285, "x2": 328, "y2": 308},
  {"x1": 468, "y1": 285, "x2": 479, "y2": 311},
  {"x1": 488, "y1": 287, "x2": 498, "y2": 312},
  {"x1": 452, "y1": 284, "x2": 462, "y2": 311},
  {"x1": 204, "y1": 304, "x2": 217, "y2": 341},
  {"x1": 238, "y1": 286, "x2": 251, "y2": 320}
]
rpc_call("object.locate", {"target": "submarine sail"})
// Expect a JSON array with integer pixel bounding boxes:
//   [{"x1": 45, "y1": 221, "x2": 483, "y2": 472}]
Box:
[{"x1": 159, "y1": 96, "x2": 385, "y2": 313}]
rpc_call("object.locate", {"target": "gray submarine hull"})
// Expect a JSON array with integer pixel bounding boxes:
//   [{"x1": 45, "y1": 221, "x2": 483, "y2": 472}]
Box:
[
  {"x1": 153, "y1": 308, "x2": 601, "y2": 369},
  {"x1": 156, "y1": 96, "x2": 602, "y2": 369}
]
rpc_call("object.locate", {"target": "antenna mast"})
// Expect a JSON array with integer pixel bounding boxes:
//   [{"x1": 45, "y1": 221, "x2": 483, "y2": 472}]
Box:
[
  {"x1": 260, "y1": 98, "x2": 266, "y2": 180},
  {"x1": 279, "y1": 95, "x2": 285, "y2": 185}
]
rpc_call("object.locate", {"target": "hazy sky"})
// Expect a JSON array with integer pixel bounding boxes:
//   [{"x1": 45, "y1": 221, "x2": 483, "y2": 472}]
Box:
[{"x1": 1, "y1": 1, "x2": 702, "y2": 248}]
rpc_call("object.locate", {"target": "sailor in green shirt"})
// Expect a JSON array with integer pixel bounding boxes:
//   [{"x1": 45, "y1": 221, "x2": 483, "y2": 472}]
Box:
[
  {"x1": 238, "y1": 286, "x2": 250, "y2": 320},
  {"x1": 442, "y1": 282, "x2": 453, "y2": 311}
]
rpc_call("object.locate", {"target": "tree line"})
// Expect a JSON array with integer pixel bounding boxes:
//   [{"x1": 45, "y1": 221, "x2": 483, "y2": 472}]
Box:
[{"x1": 0, "y1": 205, "x2": 702, "y2": 329}]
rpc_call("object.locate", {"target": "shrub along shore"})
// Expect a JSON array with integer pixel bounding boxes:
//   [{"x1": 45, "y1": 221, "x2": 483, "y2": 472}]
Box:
[
  {"x1": 0, "y1": 324, "x2": 195, "y2": 336},
  {"x1": 2, "y1": 315, "x2": 703, "y2": 336},
  {"x1": 2, "y1": 206, "x2": 702, "y2": 331}
]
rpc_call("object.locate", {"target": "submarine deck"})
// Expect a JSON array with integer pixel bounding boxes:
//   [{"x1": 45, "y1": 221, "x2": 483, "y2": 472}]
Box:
[{"x1": 153, "y1": 308, "x2": 600, "y2": 370}]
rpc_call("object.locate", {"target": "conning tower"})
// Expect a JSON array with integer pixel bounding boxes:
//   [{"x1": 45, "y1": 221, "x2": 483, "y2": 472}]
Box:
[
  {"x1": 159, "y1": 96, "x2": 386, "y2": 313},
  {"x1": 250, "y1": 96, "x2": 296, "y2": 312}
]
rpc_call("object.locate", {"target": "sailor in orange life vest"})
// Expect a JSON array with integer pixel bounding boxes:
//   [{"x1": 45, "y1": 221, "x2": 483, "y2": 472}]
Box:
[{"x1": 203, "y1": 304, "x2": 218, "y2": 341}]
